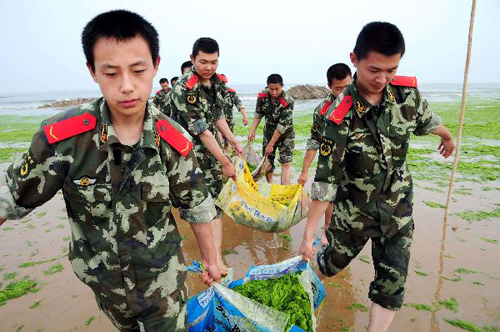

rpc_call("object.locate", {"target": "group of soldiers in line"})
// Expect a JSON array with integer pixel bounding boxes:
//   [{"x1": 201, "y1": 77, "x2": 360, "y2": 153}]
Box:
[{"x1": 0, "y1": 9, "x2": 455, "y2": 332}]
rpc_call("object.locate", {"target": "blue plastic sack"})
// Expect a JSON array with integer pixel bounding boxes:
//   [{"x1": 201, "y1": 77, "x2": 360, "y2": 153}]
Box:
[{"x1": 186, "y1": 256, "x2": 326, "y2": 332}]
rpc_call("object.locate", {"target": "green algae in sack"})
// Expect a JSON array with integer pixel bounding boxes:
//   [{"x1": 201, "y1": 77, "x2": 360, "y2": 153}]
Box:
[{"x1": 232, "y1": 273, "x2": 313, "y2": 332}]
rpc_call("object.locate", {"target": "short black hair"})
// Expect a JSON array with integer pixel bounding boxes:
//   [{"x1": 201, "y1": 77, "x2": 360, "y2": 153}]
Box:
[
  {"x1": 327, "y1": 63, "x2": 352, "y2": 86},
  {"x1": 267, "y1": 74, "x2": 283, "y2": 85},
  {"x1": 171, "y1": 76, "x2": 179, "y2": 84},
  {"x1": 180, "y1": 60, "x2": 193, "y2": 73},
  {"x1": 192, "y1": 37, "x2": 219, "y2": 58},
  {"x1": 159, "y1": 78, "x2": 168, "y2": 84},
  {"x1": 353, "y1": 21, "x2": 405, "y2": 61},
  {"x1": 82, "y1": 10, "x2": 159, "y2": 72}
]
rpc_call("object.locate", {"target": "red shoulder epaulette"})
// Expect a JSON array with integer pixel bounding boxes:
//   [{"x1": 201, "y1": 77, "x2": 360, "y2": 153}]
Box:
[
  {"x1": 228, "y1": 88, "x2": 236, "y2": 93},
  {"x1": 319, "y1": 100, "x2": 332, "y2": 116},
  {"x1": 156, "y1": 89, "x2": 162, "y2": 94},
  {"x1": 156, "y1": 120, "x2": 193, "y2": 157},
  {"x1": 44, "y1": 113, "x2": 96, "y2": 144},
  {"x1": 185, "y1": 75, "x2": 199, "y2": 90},
  {"x1": 217, "y1": 73, "x2": 228, "y2": 83},
  {"x1": 328, "y1": 96, "x2": 352, "y2": 125},
  {"x1": 390, "y1": 76, "x2": 417, "y2": 88},
  {"x1": 279, "y1": 97, "x2": 288, "y2": 108},
  {"x1": 258, "y1": 93, "x2": 268, "y2": 99}
]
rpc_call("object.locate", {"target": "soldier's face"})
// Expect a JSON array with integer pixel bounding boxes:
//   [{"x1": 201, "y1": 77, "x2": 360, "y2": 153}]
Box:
[
  {"x1": 191, "y1": 51, "x2": 219, "y2": 81},
  {"x1": 329, "y1": 76, "x2": 352, "y2": 98},
  {"x1": 350, "y1": 51, "x2": 401, "y2": 94},
  {"x1": 267, "y1": 83, "x2": 283, "y2": 99},
  {"x1": 88, "y1": 36, "x2": 159, "y2": 118},
  {"x1": 160, "y1": 81, "x2": 170, "y2": 91}
]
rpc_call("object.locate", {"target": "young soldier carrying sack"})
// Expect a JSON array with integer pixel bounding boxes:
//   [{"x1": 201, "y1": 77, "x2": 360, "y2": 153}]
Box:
[
  {"x1": 0, "y1": 10, "x2": 220, "y2": 331},
  {"x1": 299, "y1": 22, "x2": 454, "y2": 332}
]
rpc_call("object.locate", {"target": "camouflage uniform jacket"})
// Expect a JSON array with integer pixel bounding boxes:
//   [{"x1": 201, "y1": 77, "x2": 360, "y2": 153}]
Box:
[
  {"x1": 312, "y1": 75, "x2": 441, "y2": 238},
  {"x1": 255, "y1": 90, "x2": 295, "y2": 139},
  {"x1": 307, "y1": 92, "x2": 336, "y2": 150},
  {"x1": 0, "y1": 98, "x2": 216, "y2": 313},
  {"x1": 223, "y1": 88, "x2": 243, "y2": 127},
  {"x1": 153, "y1": 89, "x2": 172, "y2": 116},
  {"x1": 171, "y1": 69, "x2": 229, "y2": 167}
]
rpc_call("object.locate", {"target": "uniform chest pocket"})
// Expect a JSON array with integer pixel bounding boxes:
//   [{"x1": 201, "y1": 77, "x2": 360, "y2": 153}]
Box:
[
  {"x1": 385, "y1": 128, "x2": 410, "y2": 168},
  {"x1": 65, "y1": 183, "x2": 113, "y2": 224},
  {"x1": 142, "y1": 182, "x2": 170, "y2": 202},
  {"x1": 345, "y1": 130, "x2": 379, "y2": 175}
]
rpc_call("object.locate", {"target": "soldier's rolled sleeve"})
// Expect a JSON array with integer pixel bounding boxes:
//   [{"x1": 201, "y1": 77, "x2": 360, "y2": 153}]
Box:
[
  {"x1": 191, "y1": 119, "x2": 210, "y2": 135},
  {"x1": 306, "y1": 138, "x2": 320, "y2": 150},
  {"x1": 0, "y1": 174, "x2": 33, "y2": 220},
  {"x1": 255, "y1": 99, "x2": 265, "y2": 118},
  {"x1": 311, "y1": 182, "x2": 338, "y2": 202},
  {"x1": 413, "y1": 91, "x2": 442, "y2": 136},
  {"x1": 180, "y1": 195, "x2": 216, "y2": 224}
]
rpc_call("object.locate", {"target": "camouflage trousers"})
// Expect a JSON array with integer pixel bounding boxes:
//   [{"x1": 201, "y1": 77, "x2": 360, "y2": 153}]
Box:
[
  {"x1": 97, "y1": 285, "x2": 188, "y2": 331},
  {"x1": 199, "y1": 159, "x2": 223, "y2": 218},
  {"x1": 262, "y1": 132, "x2": 294, "y2": 173},
  {"x1": 317, "y1": 219, "x2": 414, "y2": 310}
]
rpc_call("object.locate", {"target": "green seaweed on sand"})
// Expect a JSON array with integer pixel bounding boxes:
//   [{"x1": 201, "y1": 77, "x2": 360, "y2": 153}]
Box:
[
  {"x1": 358, "y1": 255, "x2": 370, "y2": 264},
  {"x1": 85, "y1": 316, "x2": 95, "y2": 326},
  {"x1": 436, "y1": 297, "x2": 458, "y2": 312},
  {"x1": 43, "y1": 263, "x2": 64, "y2": 276},
  {"x1": 221, "y1": 249, "x2": 238, "y2": 255},
  {"x1": 443, "y1": 318, "x2": 484, "y2": 332},
  {"x1": 346, "y1": 303, "x2": 369, "y2": 312},
  {"x1": 415, "y1": 271, "x2": 428, "y2": 276},
  {"x1": 404, "y1": 303, "x2": 435, "y2": 312},
  {"x1": 480, "y1": 238, "x2": 498, "y2": 244},
  {"x1": 19, "y1": 257, "x2": 58, "y2": 268},
  {"x1": 4, "y1": 272, "x2": 18, "y2": 280},
  {"x1": 423, "y1": 201, "x2": 446, "y2": 209},
  {"x1": 455, "y1": 208, "x2": 500, "y2": 222},
  {"x1": 30, "y1": 300, "x2": 41, "y2": 309},
  {"x1": 0, "y1": 278, "x2": 39, "y2": 306}
]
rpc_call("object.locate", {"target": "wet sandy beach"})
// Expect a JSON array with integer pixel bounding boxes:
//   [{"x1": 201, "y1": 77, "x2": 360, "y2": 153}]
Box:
[{"x1": 0, "y1": 172, "x2": 499, "y2": 331}]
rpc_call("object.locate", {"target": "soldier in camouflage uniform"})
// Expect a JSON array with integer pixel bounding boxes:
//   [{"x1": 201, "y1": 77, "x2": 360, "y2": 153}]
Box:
[
  {"x1": 298, "y1": 63, "x2": 352, "y2": 245},
  {"x1": 299, "y1": 22, "x2": 454, "y2": 332},
  {"x1": 222, "y1": 86, "x2": 248, "y2": 152},
  {"x1": 153, "y1": 77, "x2": 172, "y2": 116},
  {"x1": 170, "y1": 37, "x2": 243, "y2": 276},
  {"x1": 248, "y1": 74, "x2": 295, "y2": 185},
  {"x1": 0, "y1": 10, "x2": 221, "y2": 331}
]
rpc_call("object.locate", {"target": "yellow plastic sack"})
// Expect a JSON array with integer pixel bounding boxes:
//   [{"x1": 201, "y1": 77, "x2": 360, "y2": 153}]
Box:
[{"x1": 216, "y1": 157, "x2": 310, "y2": 232}]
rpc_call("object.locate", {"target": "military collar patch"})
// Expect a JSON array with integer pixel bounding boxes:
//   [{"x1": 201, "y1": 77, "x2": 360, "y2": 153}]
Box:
[
  {"x1": 73, "y1": 176, "x2": 96, "y2": 187},
  {"x1": 19, "y1": 149, "x2": 36, "y2": 178},
  {"x1": 187, "y1": 91, "x2": 197, "y2": 105},
  {"x1": 100, "y1": 123, "x2": 108, "y2": 145},
  {"x1": 356, "y1": 100, "x2": 366, "y2": 114},
  {"x1": 387, "y1": 88, "x2": 396, "y2": 103}
]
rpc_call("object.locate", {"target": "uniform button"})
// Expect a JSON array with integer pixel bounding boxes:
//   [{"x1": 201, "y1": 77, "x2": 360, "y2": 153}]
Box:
[
  {"x1": 161, "y1": 126, "x2": 166, "y2": 131},
  {"x1": 83, "y1": 119, "x2": 90, "y2": 125}
]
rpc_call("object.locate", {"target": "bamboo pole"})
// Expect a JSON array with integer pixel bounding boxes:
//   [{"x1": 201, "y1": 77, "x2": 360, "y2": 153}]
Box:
[
  {"x1": 443, "y1": 0, "x2": 477, "y2": 222},
  {"x1": 431, "y1": 2, "x2": 477, "y2": 330}
]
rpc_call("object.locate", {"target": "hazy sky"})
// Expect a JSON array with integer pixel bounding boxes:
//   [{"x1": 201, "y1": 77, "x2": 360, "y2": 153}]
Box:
[{"x1": 0, "y1": 0, "x2": 498, "y2": 93}]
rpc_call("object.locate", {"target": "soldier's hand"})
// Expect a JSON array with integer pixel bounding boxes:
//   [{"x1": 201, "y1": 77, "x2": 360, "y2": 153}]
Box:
[
  {"x1": 264, "y1": 144, "x2": 274, "y2": 156},
  {"x1": 298, "y1": 237, "x2": 316, "y2": 261},
  {"x1": 200, "y1": 263, "x2": 222, "y2": 286},
  {"x1": 298, "y1": 172, "x2": 308, "y2": 186},
  {"x1": 248, "y1": 132, "x2": 254, "y2": 142},
  {"x1": 233, "y1": 143, "x2": 244, "y2": 156},
  {"x1": 222, "y1": 162, "x2": 236, "y2": 180},
  {"x1": 438, "y1": 136, "x2": 454, "y2": 159},
  {"x1": 242, "y1": 116, "x2": 249, "y2": 126},
  {"x1": 0, "y1": 218, "x2": 6, "y2": 227}
]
